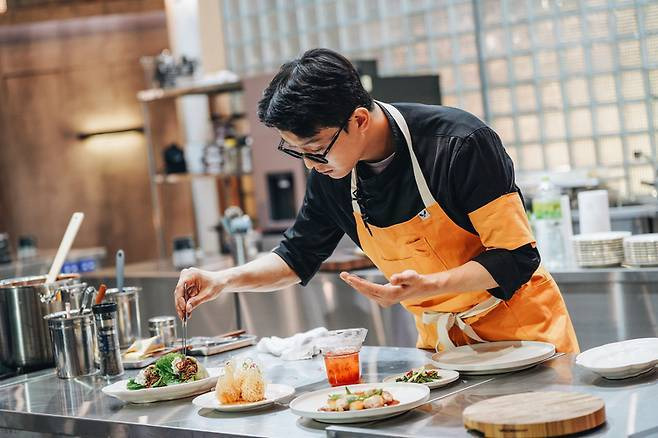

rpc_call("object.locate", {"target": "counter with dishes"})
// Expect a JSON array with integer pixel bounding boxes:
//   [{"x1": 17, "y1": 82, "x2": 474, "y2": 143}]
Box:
[{"x1": 0, "y1": 345, "x2": 657, "y2": 437}]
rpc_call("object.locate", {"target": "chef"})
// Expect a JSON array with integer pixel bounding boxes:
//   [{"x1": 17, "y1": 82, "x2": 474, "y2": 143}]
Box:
[{"x1": 174, "y1": 48, "x2": 579, "y2": 353}]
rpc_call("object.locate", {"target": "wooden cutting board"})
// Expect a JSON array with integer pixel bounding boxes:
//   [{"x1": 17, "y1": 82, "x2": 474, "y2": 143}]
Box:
[
  {"x1": 463, "y1": 391, "x2": 605, "y2": 437},
  {"x1": 319, "y1": 250, "x2": 374, "y2": 272}
]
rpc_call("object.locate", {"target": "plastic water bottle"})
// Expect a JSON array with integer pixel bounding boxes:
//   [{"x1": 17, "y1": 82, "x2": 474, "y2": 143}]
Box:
[{"x1": 532, "y1": 177, "x2": 566, "y2": 270}]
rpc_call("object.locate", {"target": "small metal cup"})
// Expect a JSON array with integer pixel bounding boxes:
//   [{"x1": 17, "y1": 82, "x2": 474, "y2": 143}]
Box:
[
  {"x1": 104, "y1": 287, "x2": 142, "y2": 349},
  {"x1": 44, "y1": 310, "x2": 97, "y2": 379},
  {"x1": 148, "y1": 316, "x2": 177, "y2": 347}
]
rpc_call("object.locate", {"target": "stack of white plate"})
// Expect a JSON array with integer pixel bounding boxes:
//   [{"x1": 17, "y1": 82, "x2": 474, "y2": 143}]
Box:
[
  {"x1": 576, "y1": 338, "x2": 658, "y2": 379},
  {"x1": 572, "y1": 232, "x2": 631, "y2": 267},
  {"x1": 623, "y1": 234, "x2": 658, "y2": 266},
  {"x1": 431, "y1": 341, "x2": 556, "y2": 375}
]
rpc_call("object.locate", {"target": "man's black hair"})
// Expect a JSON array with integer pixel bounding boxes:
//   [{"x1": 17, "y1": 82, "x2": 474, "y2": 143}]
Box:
[{"x1": 257, "y1": 48, "x2": 374, "y2": 139}]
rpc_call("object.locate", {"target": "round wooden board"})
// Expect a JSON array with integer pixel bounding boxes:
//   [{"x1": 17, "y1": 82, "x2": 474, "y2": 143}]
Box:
[{"x1": 463, "y1": 391, "x2": 606, "y2": 437}]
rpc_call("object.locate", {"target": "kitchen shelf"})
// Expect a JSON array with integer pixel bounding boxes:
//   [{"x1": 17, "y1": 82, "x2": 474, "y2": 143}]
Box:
[
  {"x1": 137, "y1": 79, "x2": 242, "y2": 102},
  {"x1": 139, "y1": 77, "x2": 247, "y2": 258},
  {"x1": 153, "y1": 172, "x2": 244, "y2": 184}
]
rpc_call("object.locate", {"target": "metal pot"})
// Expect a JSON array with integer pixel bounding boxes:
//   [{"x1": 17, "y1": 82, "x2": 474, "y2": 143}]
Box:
[{"x1": 0, "y1": 274, "x2": 81, "y2": 371}]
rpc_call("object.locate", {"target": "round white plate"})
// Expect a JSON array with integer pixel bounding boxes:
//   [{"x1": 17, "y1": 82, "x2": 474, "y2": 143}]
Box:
[
  {"x1": 289, "y1": 382, "x2": 429, "y2": 424},
  {"x1": 101, "y1": 367, "x2": 221, "y2": 403},
  {"x1": 573, "y1": 232, "x2": 631, "y2": 242},
  {"x1": 431, "y1": 341, "x2": 556, "y2": 374},
  {"x1": 192, "y1": 383, "x2": 295, "y2": 412},
  {"x1": 382, "y1": 365, "x2": 459, "y2": 389},
  {"x1": 576, "y1": 338, "x2": 658, "y2": 379}
]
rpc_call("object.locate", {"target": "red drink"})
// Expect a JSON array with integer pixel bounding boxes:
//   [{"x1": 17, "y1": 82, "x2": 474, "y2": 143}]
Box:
[{"x1": 323, "y1": 350, "x2": 361, "y2": 386}]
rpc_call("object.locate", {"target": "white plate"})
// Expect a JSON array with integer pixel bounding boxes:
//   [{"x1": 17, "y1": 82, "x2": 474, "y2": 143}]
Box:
[
  {"x1": 431, "y1": 341, "x2": 556, "y2": 374},
  {"x1": 289, "y1": 382, "x2": 429, "y2": 424},
  {"x1": 576, "y1": 338, "x2": 658, "y2": 379},
  {"x1": 382, "y1": 365, "x2": 459, "y2": 389},
  {"x1": 192, "y1": 383, "x2": 295, "y2": 412},
  {"x1": 101, "y1": 367, "x2": 221, "y2": 403}
]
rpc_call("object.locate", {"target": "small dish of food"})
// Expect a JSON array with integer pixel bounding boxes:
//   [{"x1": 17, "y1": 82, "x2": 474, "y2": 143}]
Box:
[
  {"x1": 192, "y1": 358, "x2": 295, "y2": 412},
  {"x1": 289, "y1": 382, "x2": 429, "y2": 424},
  {"x1": 102, "y1": 352, "x2": 220, "y2": 403},
  {"x1": 383, "y1": 364, "x2": 460, "y2": 389}
]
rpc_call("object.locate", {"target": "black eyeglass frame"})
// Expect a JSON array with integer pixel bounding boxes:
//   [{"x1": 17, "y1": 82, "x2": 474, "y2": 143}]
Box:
[{"x1": 277, "y1": 114, "x2": 351, "y2": 164}]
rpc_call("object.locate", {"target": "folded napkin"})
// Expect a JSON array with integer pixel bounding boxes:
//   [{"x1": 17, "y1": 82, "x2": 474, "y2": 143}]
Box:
[{"x1": 256, "y1": 327, "x2": 328, "y2": 361}]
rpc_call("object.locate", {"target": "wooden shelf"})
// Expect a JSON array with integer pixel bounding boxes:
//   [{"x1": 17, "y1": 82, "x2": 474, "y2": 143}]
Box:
[
  {"x1": 137, "y1": 79, "x2": 242, "y2": 102},
  {"x1": 153, "y1": 173, "x2": 249, "y2": 184}
]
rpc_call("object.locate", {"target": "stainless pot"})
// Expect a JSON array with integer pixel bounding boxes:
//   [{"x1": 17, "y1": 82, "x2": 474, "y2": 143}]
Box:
[
  {"x1": 0, "y1": 274, "x2": 81, "y2": 370},
  {"x1": 104, "y1": 287, "x2": 142, "y2": 348}
]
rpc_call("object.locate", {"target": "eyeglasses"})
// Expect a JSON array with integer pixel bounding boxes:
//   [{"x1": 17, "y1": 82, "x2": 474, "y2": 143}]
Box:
[{"x1": 277, "y1": 115, "x2": 350, "y2": 164}]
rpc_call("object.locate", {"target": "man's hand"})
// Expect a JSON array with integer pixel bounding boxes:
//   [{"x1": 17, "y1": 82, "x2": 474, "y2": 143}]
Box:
[
  {"x1": 339, "y1": 269, "x2": 444, "y2": 307},
  {"x1": 174, "y1": 267, "x2": 225, "y2": 320}
]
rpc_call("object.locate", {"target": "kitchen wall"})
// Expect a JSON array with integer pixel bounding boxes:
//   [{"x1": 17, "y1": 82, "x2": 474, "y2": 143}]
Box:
[{"x1": 0, "y1": 2, "x2": 195, "y2": 263}]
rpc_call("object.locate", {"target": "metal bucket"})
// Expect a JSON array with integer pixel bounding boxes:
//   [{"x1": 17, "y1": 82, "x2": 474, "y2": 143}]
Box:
[
  {"x1": 44, "y1": 309, "x2": 96, "y2": 379},
  {"x1": 104, "y1": 287, "x2": 141, "y2": 349},
  {"x1": 0, "y1": 274, "x2": 81, "y2": 371}
]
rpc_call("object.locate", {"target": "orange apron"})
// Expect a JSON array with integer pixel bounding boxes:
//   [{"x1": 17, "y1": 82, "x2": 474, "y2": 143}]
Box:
[{"x1": 351, "y1": 102, "x2": 579, "y2": 353}]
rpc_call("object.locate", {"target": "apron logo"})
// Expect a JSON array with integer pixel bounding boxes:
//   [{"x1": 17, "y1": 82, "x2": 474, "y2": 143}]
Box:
[{"x1": 418, "y1": 209, "x2": 430, "y2": 220}]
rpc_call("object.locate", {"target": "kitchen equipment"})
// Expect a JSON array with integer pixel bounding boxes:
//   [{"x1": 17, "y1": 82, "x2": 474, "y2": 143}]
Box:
[
  {"x1": 104, "y1": 287, "x2": 141, "y2": 349},
  {"x1": 0, "y1": 233, "x2": 11, "y2": 264},
  {"x1": 289, "y1": 382, "x2": 430, "y2": 424},
  {"x1": 187, "y1": 333, "x2": 257, "y2": 356},
  {"x1": 92, "y1": 302, "x2": 124, "y2": 377},
  {"x1": 573, "y1": 232, "x2": 630, "y2": 267},
  {"x1": 0, "y1": 274, "x2": 81, "y2": 370},
  {"x1": 172, "y1": 236, "x2": 196, "y2": 269},
  {"x1": 45, "y1": 212, "x2": 85, "y2": 285},
  {"x1": 193, "y1": 383, "x2": 295, "y2": 412},
  {"x1": 463, "y1": 391, "x2": 606, "y2": 437},
  {"x1": 576, "y1": 337, "x2": 658, "y2": 379},
  {"x1": 148, "y1": 316, "x2": 177, "y2": 347},
  {"x1": 623, "y1": 234, "x2": 658, "y2": 266},
  {"x1": 44, "y1": 308, "x2": 96, "y2": 378},
  {"x1": 78, "y1": 286, "x2": 96, "y2": 314},
  {"x1": 431, "y1": 341, "x2": 556, "y2": 375},
  {"x1": 115, "y1": 250, "x2": 124, "y2": 293},
  {"x1": 95, "y1": 284, "x2": 107, "y2": 305}
]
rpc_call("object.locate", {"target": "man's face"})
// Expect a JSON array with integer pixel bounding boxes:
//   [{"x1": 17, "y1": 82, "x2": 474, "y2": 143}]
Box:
[{"x1": 278, "y1": 118, "x2": 362, "y2": 179}]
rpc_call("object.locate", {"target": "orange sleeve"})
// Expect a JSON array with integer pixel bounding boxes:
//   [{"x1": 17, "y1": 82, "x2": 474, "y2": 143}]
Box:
[{"x1": 467, "y1": 192, "x2": 536, "y2": 250}]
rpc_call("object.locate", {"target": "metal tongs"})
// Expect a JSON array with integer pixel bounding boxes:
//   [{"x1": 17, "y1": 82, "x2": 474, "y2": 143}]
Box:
[{"x1": 182, "y1": 282, "x2": 193, "y2": 355}]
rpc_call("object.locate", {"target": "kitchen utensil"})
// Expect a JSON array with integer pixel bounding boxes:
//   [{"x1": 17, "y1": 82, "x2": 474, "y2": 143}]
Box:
[
  {"x1": 45, "y1": 212, "x2": 85, "y2": 285},
  {"x1": 104, "y1": 286, "x2": 141, "y2": 348},
  {"x1": 44, "y1": 308, "x2": 96, "y2": 379},
  {"x1": 95, "y1": 283, "x2": 108, "y2": 305},
  {"x1": 193, "y1": 383, "x2": 295, "y2": 412},
  {"x1": 431, "y1": 341, "x2": 556, "y2": 375},
  {"x1": 78, "y1": 286, "x2": 96, "y2": 314},
  {"x1": 0, "y1": 274, "x2": 81, "y2": 370},
  {"x1": 289, "y1": 382, "x2": 430, "y2": 424},
  {"x1": 182, "y1": 282, "x2": 192, "y2": 353},
  {"x1": 115, "y1": 250, "x2": 125, "y2": 293},
  {"x1": 576, "y1": 337, "x2": 658, "y2": 379},
  {"x1": 463, "y1": 391, "x2": 606, "y2": 437},
  {"x1": 92, "y1": 302, "x2": 124, "y2": 377},
  {"x1": 101, "y1": 367, "x2": 221, "y2": 403},
  {"x1": 382, "y1": 364, "x2": 460, "y2": 389},
  {"x1": 148, "y1": 316, "x2": 177, "y2": 347},
  {"x1": 187, "y1": 334, "x2": 257, "y2": 356}
]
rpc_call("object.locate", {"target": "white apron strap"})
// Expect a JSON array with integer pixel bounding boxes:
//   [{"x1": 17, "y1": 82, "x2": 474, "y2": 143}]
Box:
[
  {"x1": 350, "y1": 101, "x2": 436, "y2": 215},
  {"x1": 422, "y1": 295, "x2": 502, "y2": 351}
]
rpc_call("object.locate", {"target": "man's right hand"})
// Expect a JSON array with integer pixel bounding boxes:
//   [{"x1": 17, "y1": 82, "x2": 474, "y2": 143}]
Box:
[{"x1": 174, "y1": 267, "x2": 225, "y2": 320}]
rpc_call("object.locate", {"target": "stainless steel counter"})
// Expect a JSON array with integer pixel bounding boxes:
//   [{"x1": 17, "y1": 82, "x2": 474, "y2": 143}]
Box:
[{"x1": 0, "y1": 346, "x2": 656, "y2": 437}]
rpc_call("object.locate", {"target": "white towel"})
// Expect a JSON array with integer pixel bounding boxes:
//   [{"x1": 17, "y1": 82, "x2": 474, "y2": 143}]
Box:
[{"x1": 256, "y1": 327, "x2": 328, "y2": 361}]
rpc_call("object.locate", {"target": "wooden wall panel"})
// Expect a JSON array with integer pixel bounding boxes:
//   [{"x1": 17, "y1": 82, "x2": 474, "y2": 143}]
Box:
[{"x1": 0, "y1": 8, "x2": 194, "y2": 264}]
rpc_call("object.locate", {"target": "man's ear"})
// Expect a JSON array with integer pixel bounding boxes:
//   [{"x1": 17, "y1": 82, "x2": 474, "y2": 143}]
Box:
[{"x1": 353, "y1": 107, "x2": 371, "y2": 132}]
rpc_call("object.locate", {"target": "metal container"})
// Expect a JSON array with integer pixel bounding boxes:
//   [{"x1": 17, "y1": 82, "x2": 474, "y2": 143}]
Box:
[
  {"x1": 104, "y1": 287, "x2": 141, "y2": 349},
  {"x1": 148, "y1": 316, "x2": 177, "y2": 347},
  {"x1": 44, "y1": 309, "x2": 97, "y2": 379},
  {"x1": 92, "y1": 303, "x2": 124, "y2": 377},
  {"x1": 0, "y1": 274, "x2": 81, "y2": 371}
]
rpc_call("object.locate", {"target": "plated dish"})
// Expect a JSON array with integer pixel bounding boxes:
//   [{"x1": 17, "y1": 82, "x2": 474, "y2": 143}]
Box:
[
  {"x1": 127, "y1": 353, "x2": 208, "y2": 390},
  {"x1": 289, "y1": 382, "x2": 429, "y2": 424},
  {"x1": 383, "y1": 364, "x2": 460, "y2": 389}
]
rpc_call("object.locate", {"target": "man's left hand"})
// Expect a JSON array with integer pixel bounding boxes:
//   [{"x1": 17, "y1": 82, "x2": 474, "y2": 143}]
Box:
[{"x1": 339, "y1": 270, "x2": 444, "y2": 307}]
